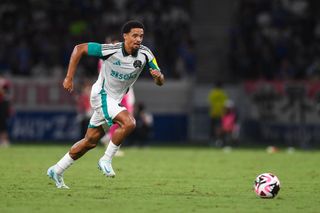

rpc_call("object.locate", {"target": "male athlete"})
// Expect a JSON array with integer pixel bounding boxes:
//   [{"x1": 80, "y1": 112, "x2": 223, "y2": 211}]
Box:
[{"x1": 47, "y1": 20, "x2": 164, "y2": 189}]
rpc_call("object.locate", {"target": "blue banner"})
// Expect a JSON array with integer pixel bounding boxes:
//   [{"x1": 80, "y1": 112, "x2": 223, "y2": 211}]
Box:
[
  {"x1": 242, "y1": 120, "x2": 320, "y2": 147},
  {"x1": 9, "y1": 111, "x2": 80, "y2": 141},
  {"x1": 9, "y1": 111, "x2": 188, "y2": 142}
]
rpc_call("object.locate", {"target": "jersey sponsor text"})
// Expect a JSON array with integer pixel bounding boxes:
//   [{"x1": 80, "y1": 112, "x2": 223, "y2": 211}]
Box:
[{"x1": 110, "y1": 70, "x2": 138, "y2": 81}]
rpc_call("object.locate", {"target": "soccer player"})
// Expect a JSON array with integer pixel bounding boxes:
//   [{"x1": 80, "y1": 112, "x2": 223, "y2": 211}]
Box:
[
  {"x1": 98, "y1": 36, "x2": 136, "y2": 155},
  {"x1": 47, "y1": 20, "x2": 164, "y2": 189}
]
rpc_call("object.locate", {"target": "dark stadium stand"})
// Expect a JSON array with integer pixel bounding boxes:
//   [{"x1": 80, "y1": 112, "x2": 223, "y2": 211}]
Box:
[
  {"x1": 229, "y1": 0, "x2": 320, "y2": 81},
  {"x1": 0, "y1": 0, "x2": 194, "y2": 79}
]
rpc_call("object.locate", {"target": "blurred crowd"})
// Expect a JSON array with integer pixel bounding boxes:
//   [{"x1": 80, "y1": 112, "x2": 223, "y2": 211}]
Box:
[
  {"x1": 229, "y1": 0, "x2": 320, "y2": 81},
  {"x1": 0, "y1": 0, "x2": 195, "y2": 79}
]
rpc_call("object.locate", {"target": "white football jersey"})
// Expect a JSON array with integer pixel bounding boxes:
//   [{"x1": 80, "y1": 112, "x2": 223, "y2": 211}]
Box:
[{"x1": 91, "y1": 42, "x2": 158, "y2": 103}]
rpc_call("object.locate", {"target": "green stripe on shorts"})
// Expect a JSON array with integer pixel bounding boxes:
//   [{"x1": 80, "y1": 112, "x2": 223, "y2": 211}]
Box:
[
  {"x1": 100, "y1": 80, "x2": 113, "y2": 126},
  {"x1": 88, "y1": 123, "x2": 98, "y2": 128}
]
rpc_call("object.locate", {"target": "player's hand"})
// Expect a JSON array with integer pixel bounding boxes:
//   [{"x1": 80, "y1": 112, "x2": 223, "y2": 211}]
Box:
[
  {"x1": 149, "y1": 68, "x2": 161, "y2": 78},
  {"x1": 149, "y1": 68, "x2": 164, "y2": 86},
  {"x1": 63, "y1": 76, "x2": 74, "y2": 93}
]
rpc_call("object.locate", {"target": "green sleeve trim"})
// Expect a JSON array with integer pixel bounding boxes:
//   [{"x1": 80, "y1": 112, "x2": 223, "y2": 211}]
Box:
[
  {"x1": 88, "y1": 42, "x2": 103, "y2": 57},
  {"x1": 88, "y1": 124, "x2": 98, "y2": 128}
]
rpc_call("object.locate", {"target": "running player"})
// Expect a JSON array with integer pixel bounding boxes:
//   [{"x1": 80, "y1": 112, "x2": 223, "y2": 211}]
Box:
[
  {"x1": 98, "y1": 36, "x2": 136, "y2": 154},
  {"x1": 47, "y1": 20, "x2": 164, "y2": 189}
]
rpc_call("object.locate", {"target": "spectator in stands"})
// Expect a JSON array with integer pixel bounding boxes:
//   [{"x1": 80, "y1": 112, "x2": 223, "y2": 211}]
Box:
[
  {"x1": 0, "y1": 0, "x2": 193, "y2": 80},
  {"x1": 176, "y1": 37, "x2": 196, "y2": 79},
  {"x1": 252, "y1": 83, "x2": 280, "y2": 121},
  {"x1": 229, "y1": 0, "x2": 319, "y2": 80}
]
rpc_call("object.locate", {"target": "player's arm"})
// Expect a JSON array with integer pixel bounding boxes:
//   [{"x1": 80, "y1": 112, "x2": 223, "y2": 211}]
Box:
[
  {"x1": 148, "y1": 58, "x2": 164, "y2": 86},
  {"x1": 64, "y1": 42, "x2": 103, "y2": 92},
  {"x1": 63, "y1": 43, "x2": 89, "y2": 92}
]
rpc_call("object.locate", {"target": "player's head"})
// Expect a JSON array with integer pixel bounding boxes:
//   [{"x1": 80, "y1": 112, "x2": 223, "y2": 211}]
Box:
[{"x1": 122, "y1": 20, "x2": 144, "y2": 50}]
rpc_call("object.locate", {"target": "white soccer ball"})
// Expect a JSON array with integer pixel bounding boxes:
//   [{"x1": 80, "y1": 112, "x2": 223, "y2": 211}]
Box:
[{"x1": 254, "y1": 173, "x2": 280, "y2": 198}]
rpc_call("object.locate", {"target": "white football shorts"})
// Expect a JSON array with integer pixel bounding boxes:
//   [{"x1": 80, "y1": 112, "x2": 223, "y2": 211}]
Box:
[{"x1": 88, "y1": 92, "x2": 126, "y2": 129}]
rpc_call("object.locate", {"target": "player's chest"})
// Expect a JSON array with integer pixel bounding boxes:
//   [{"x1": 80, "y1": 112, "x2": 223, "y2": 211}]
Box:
[{"x1": 108, "y1": 54, "x2": 146, "y2": 72}]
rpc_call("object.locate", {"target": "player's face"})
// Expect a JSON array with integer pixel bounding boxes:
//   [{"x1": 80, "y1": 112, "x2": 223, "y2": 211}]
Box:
[{"x1": 124, "y1": 28, "x2": 144, "y2": 50}]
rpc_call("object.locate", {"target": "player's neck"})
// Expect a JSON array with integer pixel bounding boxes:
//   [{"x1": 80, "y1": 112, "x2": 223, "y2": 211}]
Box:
[{"x1": 124, "y1": 43, "x2": 134, "y2": 55}]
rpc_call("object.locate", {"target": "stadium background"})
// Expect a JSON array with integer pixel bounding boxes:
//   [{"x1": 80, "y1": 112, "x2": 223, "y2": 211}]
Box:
[{"x1": 2, "y1": 0, "x2": 320, "y2": 148}]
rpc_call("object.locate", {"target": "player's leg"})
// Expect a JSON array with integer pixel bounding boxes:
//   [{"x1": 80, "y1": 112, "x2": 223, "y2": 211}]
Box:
[
  {"x1": 98, "y1": 110, "x2": 136, "y2": 177},
  {"x1": 100, "y1": 123, "x2": 125, "y2": 156},
  {"x1": 111, "y1": 110, "x2": 136, "y2": 145},
  {"x1": 100, "y1": 123, "x2": 118, "y2": 146},
  {"x1": 47, "y1": 126, "x2": 105, "y2": 188},
  {"x1": 69, "y1": 126, "x2": 105, "y2": 159}
]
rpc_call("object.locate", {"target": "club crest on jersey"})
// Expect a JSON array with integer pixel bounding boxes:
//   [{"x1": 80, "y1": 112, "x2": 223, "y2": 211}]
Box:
[{"x1": 133, "y1": 60, "x2": 142, "y2": 68}]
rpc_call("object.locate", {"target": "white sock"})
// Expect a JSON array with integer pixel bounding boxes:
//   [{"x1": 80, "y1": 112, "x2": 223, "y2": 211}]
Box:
[
  {"x1": 100, "y1": 141, "x2": 120, "y2": 162},
  {"x1": 54, "y1": 152, "x2": 74, "y2": 175}
]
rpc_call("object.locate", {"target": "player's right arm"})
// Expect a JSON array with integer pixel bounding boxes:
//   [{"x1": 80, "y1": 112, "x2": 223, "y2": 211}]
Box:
[
  {"x1": 63, "y1": 42, "x2": 104, "y2": 92},
  {"x1": 63, "y1": 43, "x2": 89, "y2": 92}
]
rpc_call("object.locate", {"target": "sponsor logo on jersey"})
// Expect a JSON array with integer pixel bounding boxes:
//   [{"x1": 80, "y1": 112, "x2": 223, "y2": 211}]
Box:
[
  {"x1": 110, "y1": 70, "x2": 137, "y2": 80},
  {"x1": 113, "y1": 60, "x2": 121, "y2": 66}
]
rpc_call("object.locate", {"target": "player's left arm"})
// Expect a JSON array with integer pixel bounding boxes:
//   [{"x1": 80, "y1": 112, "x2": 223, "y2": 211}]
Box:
[{"x1": 148, "y1": 58, "x2": 165, "y2": 86}]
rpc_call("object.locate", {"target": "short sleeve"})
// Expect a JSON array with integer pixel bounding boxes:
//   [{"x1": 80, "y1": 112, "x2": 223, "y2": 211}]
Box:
[
  {"x1": 140, "y1": 45, "x2": 160, "y2": 71},
  {"x1": 101, "y1": 42, "x2": 122, "y2": 56},
  {"x1": 88, "y1": 42, "x2": 103, "y2": 57}
]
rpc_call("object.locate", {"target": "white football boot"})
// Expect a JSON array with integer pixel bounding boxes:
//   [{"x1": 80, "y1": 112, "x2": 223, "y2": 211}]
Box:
[
  {"x1": 47, "y1": 166, "x2": 69, "y2": 189},
  {"x1": 98, "y1": 159, "x2": 116, "y2": 177}
]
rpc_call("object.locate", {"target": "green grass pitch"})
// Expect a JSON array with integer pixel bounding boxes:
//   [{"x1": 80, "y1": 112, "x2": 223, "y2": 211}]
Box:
[{"x1": 0, "y1": 144, "x2": 319, "y2": 213}]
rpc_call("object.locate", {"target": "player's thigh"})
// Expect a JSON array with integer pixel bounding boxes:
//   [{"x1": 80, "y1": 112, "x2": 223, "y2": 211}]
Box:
[
  {"x1": 113, "y1": 110, "x2": 136, "y2": 127},
  {"x1": 105, "y1": 96, "x2": 133, "y2": 126}
]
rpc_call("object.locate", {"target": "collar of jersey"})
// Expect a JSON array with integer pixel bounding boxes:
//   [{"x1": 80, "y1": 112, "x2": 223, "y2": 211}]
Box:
[{"x1": 122, "y1": 42, "x2": 138, "y2": 57}]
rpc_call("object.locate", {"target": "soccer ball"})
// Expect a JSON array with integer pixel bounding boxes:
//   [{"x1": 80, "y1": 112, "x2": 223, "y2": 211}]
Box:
[{"x1": 254, "y1": 173, "x2": 280, "y2": 198}]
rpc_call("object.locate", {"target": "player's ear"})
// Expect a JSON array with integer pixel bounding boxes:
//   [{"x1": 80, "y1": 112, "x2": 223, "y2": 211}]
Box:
[{"x1": 123, "y1": 33, "x2": 127, "y2": 40}]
